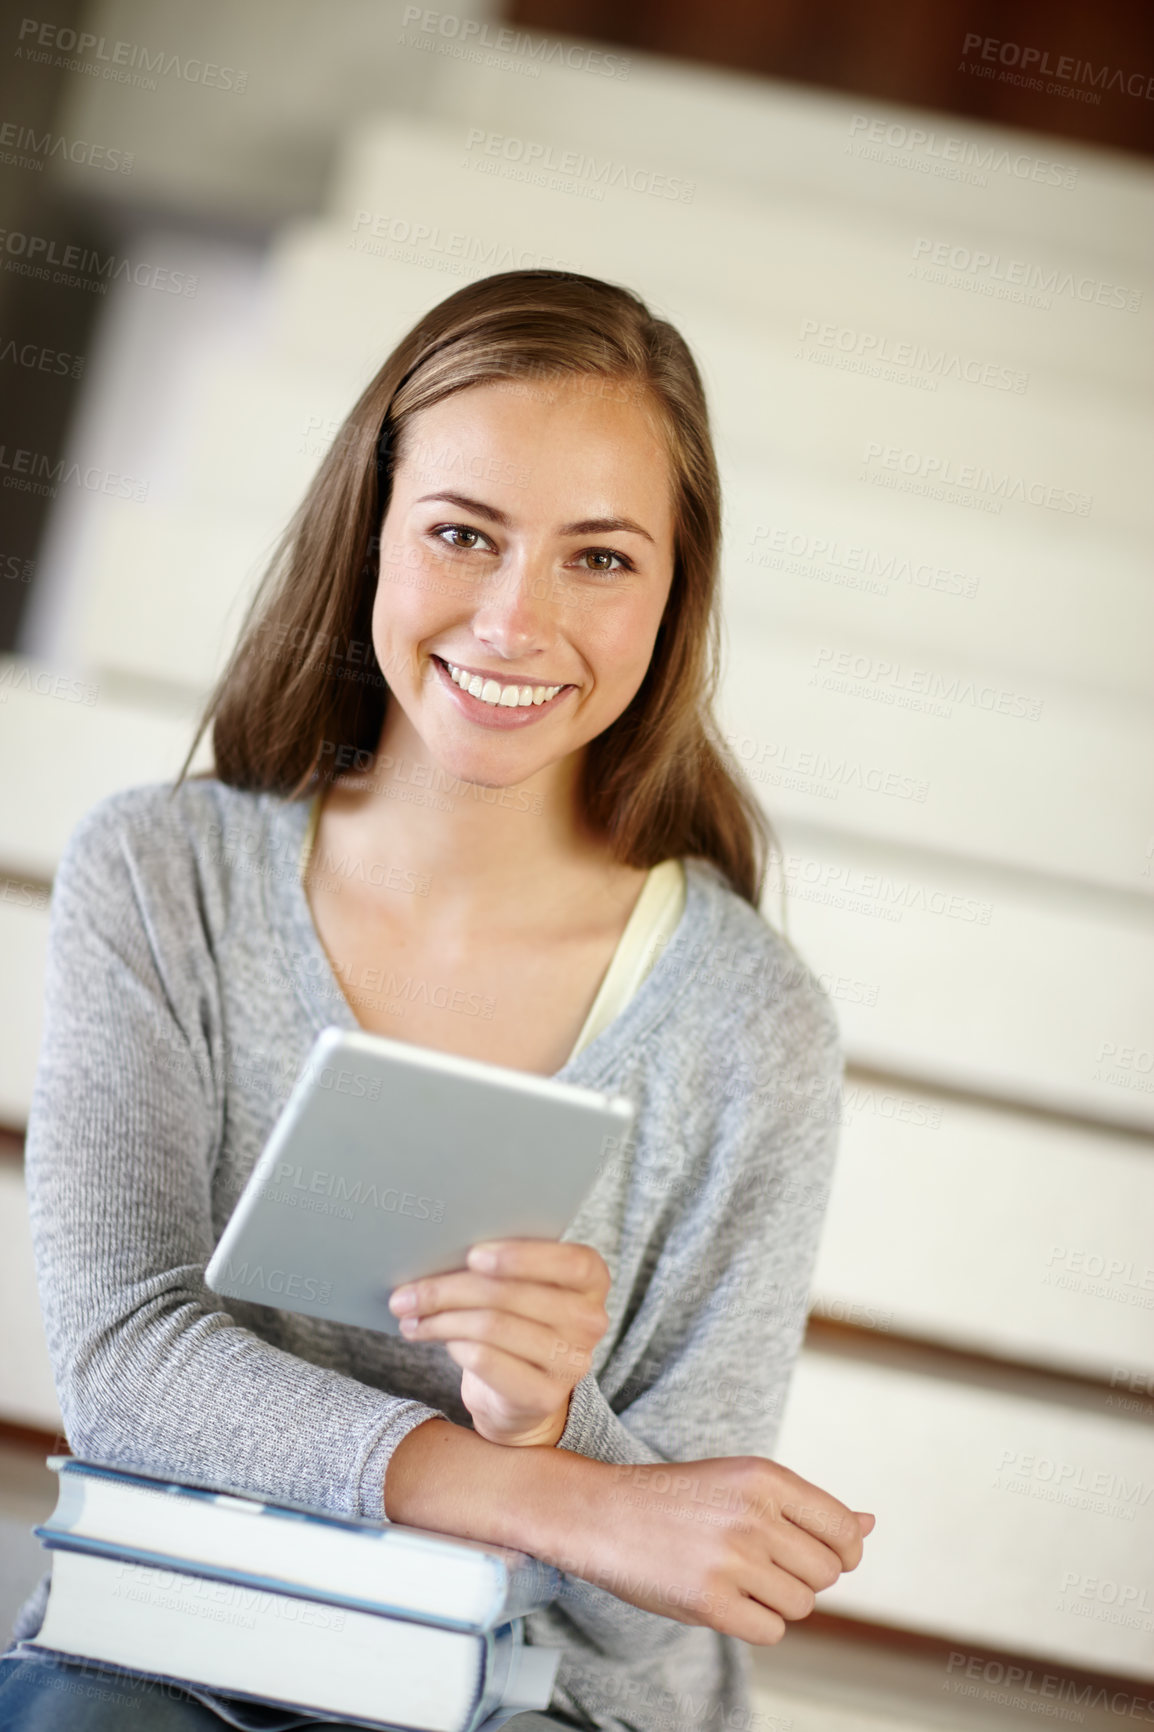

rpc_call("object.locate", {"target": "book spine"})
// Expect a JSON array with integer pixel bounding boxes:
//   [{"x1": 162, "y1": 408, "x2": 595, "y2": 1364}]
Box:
[
  {"x1": 50, "y1": 1458, "x2": 225, "y2": 1509},
  {"x1": 468, "y1": 1620, "x2": 518, "y2": 1731}
]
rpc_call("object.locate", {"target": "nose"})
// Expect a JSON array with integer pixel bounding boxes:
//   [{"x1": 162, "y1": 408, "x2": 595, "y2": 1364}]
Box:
[{"x1": 469, "y1": 545, "x2": 561, "y2": 662}]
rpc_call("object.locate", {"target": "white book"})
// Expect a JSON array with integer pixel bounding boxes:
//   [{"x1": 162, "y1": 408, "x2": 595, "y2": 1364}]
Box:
[
  {"x1": 36, "y1": 1456, "x2": 561, "y2": 1631},
  {"x1": 26, "y1": 1547, "x2": 560, "y2": 1731}
]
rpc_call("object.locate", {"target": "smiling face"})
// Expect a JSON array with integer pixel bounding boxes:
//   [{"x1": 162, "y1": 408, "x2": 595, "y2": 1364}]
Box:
[{"x1": 370, "y1": 374, "x2": 676, "y2": 793}]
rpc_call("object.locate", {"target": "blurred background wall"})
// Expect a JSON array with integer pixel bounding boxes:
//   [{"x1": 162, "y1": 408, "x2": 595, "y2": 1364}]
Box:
[{"x1": 1, "y1": 0, "x2": 1152, "y2": 1721}]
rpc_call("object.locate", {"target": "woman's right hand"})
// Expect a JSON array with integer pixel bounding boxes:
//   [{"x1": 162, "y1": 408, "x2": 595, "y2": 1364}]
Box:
[{"x1": 552, "y1": 1453, "x2": 874, "y2": 1645}]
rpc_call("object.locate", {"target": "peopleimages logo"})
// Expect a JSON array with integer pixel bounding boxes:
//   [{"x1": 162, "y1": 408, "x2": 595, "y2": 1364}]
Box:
[
  {"x1": 797, "y1": 319, "x2": 1028, "y2": 393},
  {"x1": 747, "y1": 525, "x2": 978, "y2": 599},
  {"x1": 349, "y1": 208, "x2": 574, "y2": 276},
  {"x1": 0, "y1": 227, "x2": 198, "y2": 296},
  {"x1": 1057, "y1": 1570, "x2": 1152, "y2": 1616},
  {"x1": 222, "y1": 1262, "x2": 334, "y2": 1304},
  {"x1": 0, "y1": 118, "x2": 133, "y2": 173},
  {"x1": 463, "y1": 129, "x2": 695, "y2": 202},
  {"x1": 944, "y1": 1650, "x2": 1154, "y2": 1720},
  {"x1": 0, "y1": 662, "x2": 99, "y2": 705},
  {"x1": 724, "y1": 738, "x2": 930, "y2": 804},
  {"x1": 768, "y1": 851, "x2": 994, "y2": 922},
  {"x1": 399, "y1": 7, "x2": 630, "y2": 78},
  {"x1": 861, "y1": 441, "x2": 1092, "y2": 516},
  {"x1": 0, "y1": 443, "x2": 147, "y2": 501},
  {"x1": 994, "y1": 1448, "x2": 1152, "y2": 1517},
  {"x1": 265, "y1": 1161, "x2": 446, "y2": 1222},
  {"x1": 911, "y1": 237, "x2": 1141, "y2": 312},
  {"x1": 295, "y1": 1061, "x2": 382, "y2": 1098},
  {"x1": 959, "y1": 32, "x2": 1154, "y2": 102},
  {"x1": 0, "y1": 337, "x2": 83, "y2": 377},
  {"x1": 847, "y1": 114, "x2": 1077, "y2": 187},
  {"x1": 15, "y1": 19, "x2": 248, "y2": 92},
  {"x1": 810, "y1": 645, "x2": 1043, "y2": 720}
]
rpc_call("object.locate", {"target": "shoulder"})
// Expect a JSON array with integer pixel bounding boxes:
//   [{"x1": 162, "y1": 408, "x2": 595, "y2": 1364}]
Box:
[
  {"x1": 62, "y1": 775, "x2": 254, "y2": 849},
  {"x1": 55, "y1": 777, "x2": 282, "y2": 907},
  {"x1": 676, "y1": 856, "x2": 842, "y2": 1086}
]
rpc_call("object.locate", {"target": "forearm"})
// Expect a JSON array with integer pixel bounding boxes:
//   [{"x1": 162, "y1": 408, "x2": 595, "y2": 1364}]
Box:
[
  {"x1": 384, "y1": 1416, "x2": 690, "y2": 1661},
  {"x1": 384, "y1": 1416, "x2": 604, "y2": 1560},
  {"x1": 43, "y1": 1275, "x2": 447, "y2": 1522}
]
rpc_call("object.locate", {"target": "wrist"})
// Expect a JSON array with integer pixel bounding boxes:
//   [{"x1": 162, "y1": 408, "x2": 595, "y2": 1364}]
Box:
[
  {"x1": 384, "y1": 1416, "x2": 608, "y2": 1563},
  {"x1": 515, "y1": 1441, "x2": 611, "y2": 1568},
  {"x1": 540, "y1": 1403, "x2": 569, "y2": 1447},
  {"x1": 506, "y1": 1394, "x2": 570, "y2": 1450}
]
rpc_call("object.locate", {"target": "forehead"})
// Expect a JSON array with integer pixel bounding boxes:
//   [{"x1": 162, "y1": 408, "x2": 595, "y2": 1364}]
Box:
[{"x1": 397, "y1": 376, "x2": 673, "y2": 505}]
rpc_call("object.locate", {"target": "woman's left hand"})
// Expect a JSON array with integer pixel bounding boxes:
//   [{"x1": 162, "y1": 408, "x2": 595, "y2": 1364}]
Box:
[{"x1": 387, "y1": 1239, "x2": 611, "y2": 1447}]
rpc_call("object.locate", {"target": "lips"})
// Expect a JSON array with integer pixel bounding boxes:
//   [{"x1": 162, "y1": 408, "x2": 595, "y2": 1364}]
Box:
[
  {"x1": 436, "y1": 655, "x2": 572, "y2": 706},
  {"x1": 429, "y1": 655, "x2": 575, "y2": 728}
]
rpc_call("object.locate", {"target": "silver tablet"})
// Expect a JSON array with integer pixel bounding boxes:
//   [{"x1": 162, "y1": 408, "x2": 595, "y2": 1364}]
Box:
[{"x1": 205, "y1": 1026, "x2": 635, "y2": 1336}]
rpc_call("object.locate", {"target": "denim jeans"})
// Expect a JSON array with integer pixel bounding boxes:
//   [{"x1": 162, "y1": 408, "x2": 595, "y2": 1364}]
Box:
[{"x1": 0, "y1": 1649, "x2": 588, "y2": 1731}]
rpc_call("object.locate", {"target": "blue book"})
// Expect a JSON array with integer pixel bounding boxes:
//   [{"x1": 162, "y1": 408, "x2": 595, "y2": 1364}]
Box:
[{"x1": 23, "y1": 1457, "x2": 564, "y2": 1731}]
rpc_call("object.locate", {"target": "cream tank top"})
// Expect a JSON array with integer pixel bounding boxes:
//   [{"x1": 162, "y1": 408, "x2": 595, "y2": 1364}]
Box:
[{"x1": 298, "y1": 795, "x2": 686, "y2": 1065}]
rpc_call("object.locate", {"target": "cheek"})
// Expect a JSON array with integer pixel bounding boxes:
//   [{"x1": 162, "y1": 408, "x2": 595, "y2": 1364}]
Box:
[
  {"x1": 370, "y1": 592, "x2": 419, "y2": 692},
  {"x1": 594, "y1": 603, "x2": 662, "y2": 677},
  {"x1": 372, "y1": 560, "x2": 429, "y2": 642}
]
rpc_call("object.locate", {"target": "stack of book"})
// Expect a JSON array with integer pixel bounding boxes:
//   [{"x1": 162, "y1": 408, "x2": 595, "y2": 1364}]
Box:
[{"x1": 18, "y1": 1456, "x2": 564, "y2": 1731}]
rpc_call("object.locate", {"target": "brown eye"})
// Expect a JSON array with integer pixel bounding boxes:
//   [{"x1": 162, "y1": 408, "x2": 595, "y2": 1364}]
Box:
[
  {"x1": 579, "y1": 547, "x2": 630, "y2": 573},
  {"x1": 434, "y1": 525, "x2": 486, "y2": 551}
]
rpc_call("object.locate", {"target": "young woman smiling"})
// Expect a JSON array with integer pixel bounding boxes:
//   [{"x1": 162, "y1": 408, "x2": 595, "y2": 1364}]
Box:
[{"x1": 4, "y1": 272, "x2": 873, "y2": 1732}]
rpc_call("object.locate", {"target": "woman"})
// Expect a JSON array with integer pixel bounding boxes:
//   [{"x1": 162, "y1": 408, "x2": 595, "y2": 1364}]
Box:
[{"x1": 1, "y1": 270, "x2": 873, "y2": 1732}]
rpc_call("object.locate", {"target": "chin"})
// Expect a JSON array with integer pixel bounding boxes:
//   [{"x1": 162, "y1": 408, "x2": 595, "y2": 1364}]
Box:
[{"x1": 430, "y1": 737, "x2": 545, "y2": 793}]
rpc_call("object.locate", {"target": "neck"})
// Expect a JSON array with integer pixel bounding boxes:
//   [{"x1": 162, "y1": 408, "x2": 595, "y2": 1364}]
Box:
[{"x1": 316, "y1": 702, "x2": 614, "y2": 916}]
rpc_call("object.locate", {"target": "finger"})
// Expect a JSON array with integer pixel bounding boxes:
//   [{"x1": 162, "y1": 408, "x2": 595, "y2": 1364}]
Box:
[
  {"x1": 390, "y1": 1268, "x2": 543, "y2": 1319},
  {"x1": 393, "y1": 1271, "x2": 606, "y2": 1349},
  {"x1": 759, "y1": 1521, "x2": 845, "y2": 1595},
  {"x1": 708, "y1": 1560, "x2": 813, "y2": 1647},
  {"x1": 778, "y1": 1493, "x2": 864, "y2": 1571},
  {"x1": 718, "y1": 1596, "x2": 787, "y2": 1647},
  {"x1": 743, "y1": 1556, "x2": 821, "y2": 1625},
  {"x1": 467, "y1": 1238, "x2": 609, "y2": 1297},
  {"x1": 442, "y1": 1337, "x2": 565, "y2": 1410},
  {"x1": 400, "y1": 1304, "x2": 582, "y2": 1378},
  {"x1": 740, "y1": 1468, "x2": 865, "y2": 1570}
]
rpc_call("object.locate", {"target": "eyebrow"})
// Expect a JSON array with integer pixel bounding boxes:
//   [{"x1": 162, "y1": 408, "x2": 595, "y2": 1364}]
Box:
[{"x1": 413, "y1": 491, "x2": 655, "y2": 545}]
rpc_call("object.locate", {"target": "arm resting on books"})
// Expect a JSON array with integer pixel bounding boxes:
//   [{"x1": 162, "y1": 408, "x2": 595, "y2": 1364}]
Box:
[
  {"x1": 25, "y1": 795, "x2": 448, "y2": 1524},
  {"x1": 383, "y1": 1415, "x2": 591, "y2": 1548},
  {"x1": 384, "y1": 1416, "x2": 687, "y2": 1658},
  {"x1": 424, "y1": 970, "x2": 849, "y2": 1660}
]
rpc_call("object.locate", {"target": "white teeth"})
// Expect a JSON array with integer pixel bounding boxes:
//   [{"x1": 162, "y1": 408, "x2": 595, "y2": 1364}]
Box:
[{"x1": 444, "y1": 660, "x2": 563, "y2": 707}]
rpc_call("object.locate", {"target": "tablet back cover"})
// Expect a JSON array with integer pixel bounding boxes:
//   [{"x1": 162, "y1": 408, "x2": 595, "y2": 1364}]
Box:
[{"x1": 205, "y1": 1027, "x2": 635, "y2": 1335}]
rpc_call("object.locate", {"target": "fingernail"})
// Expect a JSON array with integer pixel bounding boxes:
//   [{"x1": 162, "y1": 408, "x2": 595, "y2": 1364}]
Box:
[
  {"x1": 399, "y1": 1316, "x2": 419, "y2": 1334},
  {"x1": 468, "y1": 1247, "x2": 498, "y2": 1272},
  {"x1": 390, "y1": 1288, "x2": 416, "y2": 1313}
]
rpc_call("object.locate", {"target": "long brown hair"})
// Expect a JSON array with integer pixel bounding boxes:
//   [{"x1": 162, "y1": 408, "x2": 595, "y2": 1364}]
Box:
[{"x1": 179, "y1": 270, "x2": 774, "y2": 905}]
